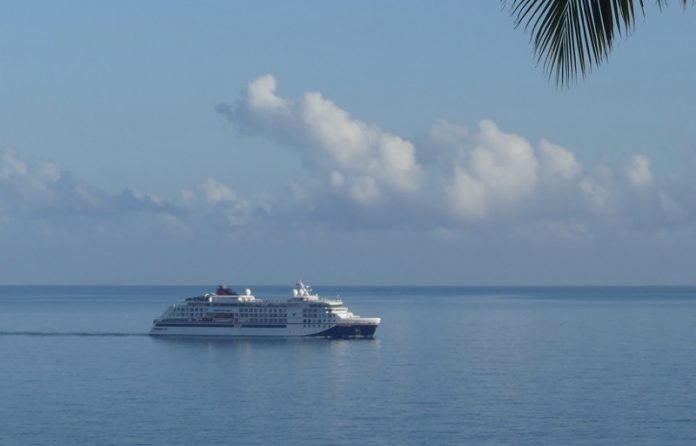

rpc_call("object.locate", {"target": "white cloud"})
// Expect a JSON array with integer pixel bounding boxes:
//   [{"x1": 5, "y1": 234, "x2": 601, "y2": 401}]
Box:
[
  {"x1": 196, "y1": 178, "x2": 270, "y2": 226},
  {"x1": 202, "y1": 178, "x2": 239, "y2": 203},
  {"x1": 215, "y1": 75, "x2": 695, "y2": 238},
  {"x1": 539, "y1": 139, "x2": 582, "y2": 180},
  {"x1": 0, "y1": 149, "x2": 29, "y2": 179},
  {"x1": 0, "y1": 149, "x2": 188, "y2": 223},
  {"x1": 624, "y1": 154, "x2": 654, "y2": 188},
  {"x1": 579, "y1": 164, "x2": 618, "y2": 214},
  {"x1": 218, "y1": 74, "x2": 422, "y2": 205},
  {"x1": 446, "y1": 165, "x2": 488, "y2": 219},
  {"x1": 247, "y1": 74, "x2": 287, "y2": 112},
  {"x1": 0, "y1": 149, "x2": 275, "y2": 238},
  {"x1": 11, "y1": 73, "x2": 664, "y2": 244},
  {"x1": 113, "y1": 189, "x2": 171, "y2": 213},
  {"x1": 0, "y1": 149, "x2": 104, "y2": 215},
  {"x1": 659, "y1": 192, "x2": 685, "y2": 221},
  {"x1": 445, "y1": 120, "x2": 539, "y2": 219},
  {"x1": 181, "y1": 189, "x2": 196, "y2": 202},
  {"x1": 3, "y1": 74, "x2": 696, "y2": 284}
]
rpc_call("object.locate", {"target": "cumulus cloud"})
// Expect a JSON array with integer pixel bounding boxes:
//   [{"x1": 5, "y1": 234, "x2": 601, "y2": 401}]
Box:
[
  {"x1": 0, "y1": 148, "x2": 189, "y2": 223},
  {"x1": 0, "y1": 149, "x2": 29, "y2": 178},
  {"x1": 112, "y1": 189, "x2": 176, "y2": 214},
  {"x1": 5, "y1": 75, "x2": 689, "y2": 248},
  {"x1": 579, "y1": 165, "x2": 618, "y2": 215},
  {"x1": 659, "y1": 192, "x2": 686, "y2": 222},
  {"x1": 445, "y1": 120, "x2": 539, "y2": 219},
  {"x1": 4, "y1": 75, "x2": 696, "y2": 284},
  {"x1": 198, "y1": 178, "x2": 269, "y2": 226},
  {"x1": 0, "y1": 149, "x2": 272, "y2": 238},
  {"x1": 426, "y1": 119, "x2": 584, "y2": 221},
  {"x1": 217, "y1": 74, "x2": 422, "y2": 205},
  {"x1": 213, "y1": 74, "x2": 696, "y2": 237},
  {"x1": 538, "y1": 139, "x2": 582, "y2": 180},
  {"x1": 624, "y1": 154, "x2": 654, "y2": 188},
  {"x1": 0, "y1": 149, "x2": 106, "y2": 216},
  {"x1": 201, "y1": 178, "x2": 239, "y2": 203},
  {"x1": 2, "y1": 153, "x2": 283, "y2": 255}
]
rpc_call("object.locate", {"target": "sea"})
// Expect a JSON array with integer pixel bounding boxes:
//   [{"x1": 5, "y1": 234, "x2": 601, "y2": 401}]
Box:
[{"x1": 1, "y1": 286, "x2": 696, "y2": 446}]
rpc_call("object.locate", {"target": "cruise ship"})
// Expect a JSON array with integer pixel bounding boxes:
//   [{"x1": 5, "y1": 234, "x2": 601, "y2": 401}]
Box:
[{"x1": 150, "y1": 282, "x2": 381, "y2": 338}]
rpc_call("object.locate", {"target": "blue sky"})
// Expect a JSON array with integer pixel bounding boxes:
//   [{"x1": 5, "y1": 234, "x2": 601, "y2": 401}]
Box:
[{"x1": 1, "y1": 1, "x2": 695, "y2": 285}]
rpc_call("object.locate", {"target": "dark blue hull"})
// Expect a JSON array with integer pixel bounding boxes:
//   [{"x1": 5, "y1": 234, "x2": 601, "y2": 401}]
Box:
[{"x1": 308, "y1": 324, "x2": 378, "y2": 339}]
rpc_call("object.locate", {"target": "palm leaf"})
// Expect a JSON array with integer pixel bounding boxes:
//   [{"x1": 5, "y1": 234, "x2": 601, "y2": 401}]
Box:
[{"x1": 505, "y1": 0, "x2": 689, "y2": 86}]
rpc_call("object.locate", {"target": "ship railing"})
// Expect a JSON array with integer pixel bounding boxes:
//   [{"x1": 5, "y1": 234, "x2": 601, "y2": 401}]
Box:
[{"x1": 238, "y1": 297, "x2": 344, "y2": 305}]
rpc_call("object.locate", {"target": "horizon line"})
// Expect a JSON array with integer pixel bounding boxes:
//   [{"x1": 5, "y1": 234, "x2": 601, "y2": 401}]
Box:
[{"x1": 0, "y1": 283, "x2": 695, "y2": 288}]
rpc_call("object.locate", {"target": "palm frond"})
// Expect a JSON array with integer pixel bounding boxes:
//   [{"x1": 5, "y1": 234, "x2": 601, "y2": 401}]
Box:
[{"x1": 505, "y1": 0, "x2": 690, "y2": 86}]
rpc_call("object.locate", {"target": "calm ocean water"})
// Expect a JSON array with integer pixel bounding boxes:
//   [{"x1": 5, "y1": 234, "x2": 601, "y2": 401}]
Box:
[{"x1": 1, "y1": 286, "x2": 696, "y2": 445}]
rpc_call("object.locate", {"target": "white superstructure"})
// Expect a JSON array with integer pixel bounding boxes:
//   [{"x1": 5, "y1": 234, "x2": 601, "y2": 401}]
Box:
[{"x1": 150, "y1": 282, "x2": 381, "y2": 338}]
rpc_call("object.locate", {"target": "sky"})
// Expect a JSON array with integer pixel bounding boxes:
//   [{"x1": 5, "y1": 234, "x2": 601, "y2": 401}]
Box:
[{"x1": 1, "y1": 1, "x2": 695, "y2": 285}]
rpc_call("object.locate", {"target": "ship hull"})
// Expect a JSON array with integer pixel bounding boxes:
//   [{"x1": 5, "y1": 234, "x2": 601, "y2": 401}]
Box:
[
  {"x1": 149, "y1": 322, "x2": 378, "y2": 338},
  {"x1": 308, "y1": 323, "x2": 377, "y2": 338}
]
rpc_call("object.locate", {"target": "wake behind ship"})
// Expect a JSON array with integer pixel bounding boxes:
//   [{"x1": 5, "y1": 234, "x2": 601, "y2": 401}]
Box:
[{"x1": 150, "y1": 282, "x2": 381, "y2": 338}]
